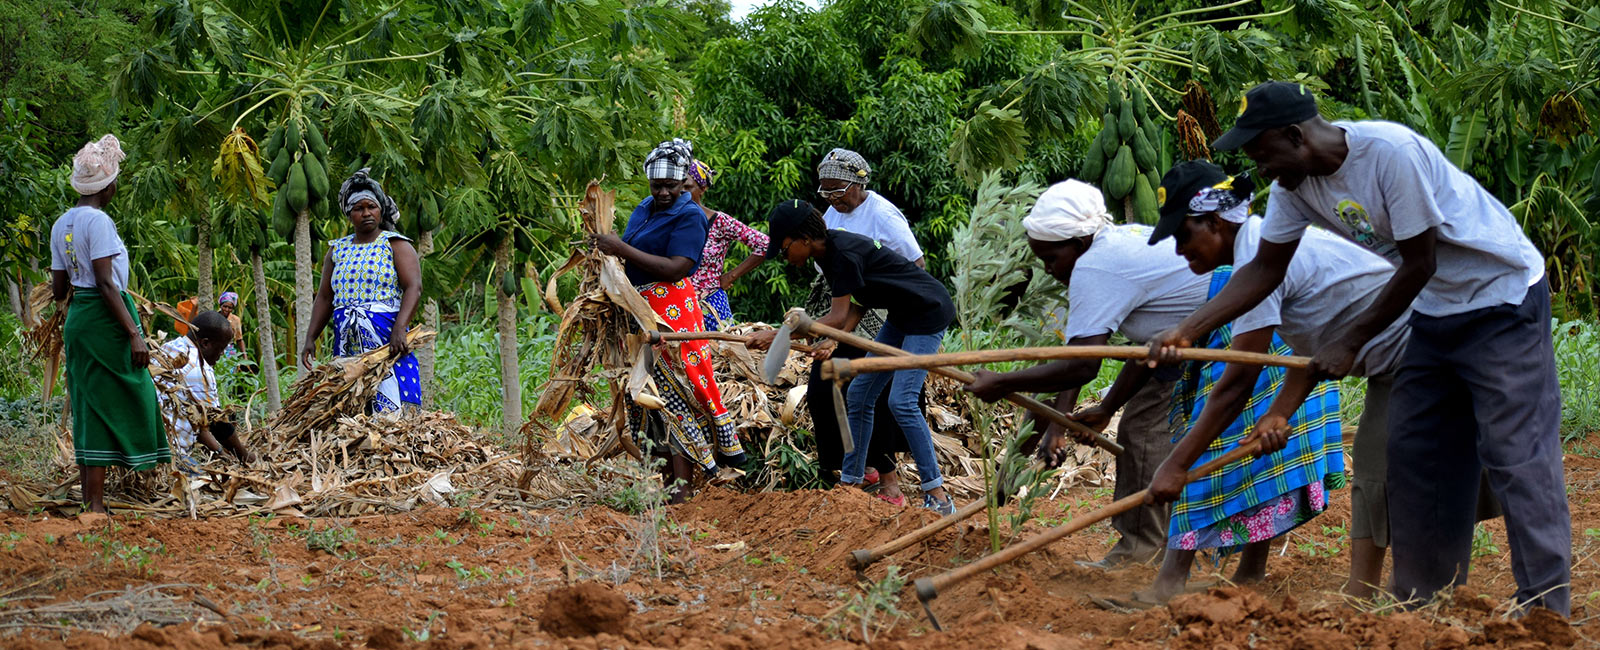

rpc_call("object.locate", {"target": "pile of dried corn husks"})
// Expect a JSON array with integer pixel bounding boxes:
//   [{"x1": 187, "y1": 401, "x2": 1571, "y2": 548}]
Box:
[{"x1": 528, "y1": 184, "x2": 1113, "y2": 499}]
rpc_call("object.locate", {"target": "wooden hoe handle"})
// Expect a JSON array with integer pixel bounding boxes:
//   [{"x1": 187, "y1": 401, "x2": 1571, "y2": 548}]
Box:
[
  {"x1": 827, "y1": 345, "x2": 1309, "y2": 378},
  {"x1": 784, "y1": 310, "x2": 1125, "y2": 457}
]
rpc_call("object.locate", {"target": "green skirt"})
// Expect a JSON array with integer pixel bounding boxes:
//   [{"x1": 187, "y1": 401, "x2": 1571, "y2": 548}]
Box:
[{"x1": 64, "y1": 289, "x2": 169, "y2": 469}]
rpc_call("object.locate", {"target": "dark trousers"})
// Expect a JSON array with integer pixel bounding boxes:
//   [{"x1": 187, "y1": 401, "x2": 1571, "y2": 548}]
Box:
[
  {"x1": 810, "y1": 345, "x2": 914, "y2": 485},
  {"x1": 1388, "y1": 278, "x2": 1570, "y2": 615},
  {"x1": 1104, "y1": 376, "x2": 1179, "y2": 564}
]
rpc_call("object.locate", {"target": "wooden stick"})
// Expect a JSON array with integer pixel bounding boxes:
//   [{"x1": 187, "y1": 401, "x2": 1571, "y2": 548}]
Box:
[
  {"x1": 912, "y1": 441, "x2": 1262, "y2": 602},
  {"x1": 784, "y1": 310, "x2": 1124, "y2": 457},
  {"x1": 826, "y1": 346, "x2": 1308, "y2": 379},
  {"x1": 647, "y1": 329, "x2": 814, "y2": 353},
  {"x1": 849, "y1": 457, "x2": 1048, "y2": 571}
]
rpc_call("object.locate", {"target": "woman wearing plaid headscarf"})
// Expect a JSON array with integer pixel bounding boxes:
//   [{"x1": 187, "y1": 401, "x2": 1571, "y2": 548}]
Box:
[
  {"x1": 594, "y1": 139, "x2": 745, "y2": 501},
  {"x1": 682, "y1": 159, "x2": 769, "y2": 330}
]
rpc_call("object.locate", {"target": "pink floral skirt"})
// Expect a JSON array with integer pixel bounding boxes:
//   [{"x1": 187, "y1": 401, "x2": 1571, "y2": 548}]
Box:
[{"x1": 1170, "y1": 479, "x2": 1328, "y2": 550}]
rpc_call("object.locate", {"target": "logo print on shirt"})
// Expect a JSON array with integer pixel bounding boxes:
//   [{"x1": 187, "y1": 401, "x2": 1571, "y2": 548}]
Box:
[{"x1": 1333, "y1": 199, "x2": 1395, "y2": 257}]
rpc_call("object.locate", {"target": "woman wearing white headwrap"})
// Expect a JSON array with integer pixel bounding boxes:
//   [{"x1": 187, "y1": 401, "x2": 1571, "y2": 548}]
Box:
[
  {"x1": 50, "y1": 134, "x2": 169, "y2": 513},
  {"x1": 962, "y1": 178, "x2": 1210, "y2": 571}
]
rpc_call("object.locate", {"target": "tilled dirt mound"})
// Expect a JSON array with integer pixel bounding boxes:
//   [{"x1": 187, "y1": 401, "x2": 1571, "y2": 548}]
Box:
[{"x1": 0, "y1": 441, "x2": 1596, "y2": 649}]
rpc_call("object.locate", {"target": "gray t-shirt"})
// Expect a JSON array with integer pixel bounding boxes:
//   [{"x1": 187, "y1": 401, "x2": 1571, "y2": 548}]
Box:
[
  {"x1": 1233, "y1": 216, "x2": 1410, "y2": 377},
  {"x1": 1260, "y1": 121, "x2": 1543, "y2": 317},
  {"x1": 1064, "y1": 224, "x2": 1210, "y2": 344},
  {"x1": 49, "y1": 206, "x2": 129, "y2": 292}
]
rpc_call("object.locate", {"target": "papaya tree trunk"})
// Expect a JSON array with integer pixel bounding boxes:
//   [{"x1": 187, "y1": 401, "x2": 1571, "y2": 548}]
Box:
[
  {"x1": 416, "y1": 228, "x2": 438, "y2": 408},
  {"x1": 252, "y1": 250, "x2": 282, "y2": 412},
  {"x1": 292, "y1": 210, "x2": 313, "y2": 371},
  {"x1": 196, "y1": 218, "x2": 215, "y2": 310},
  {"x1": 5, "y1": 278, "x2": 20, "y2": 321},
  {"x1": 494, "y1": 233, "x2": 521, "y2": 437}
]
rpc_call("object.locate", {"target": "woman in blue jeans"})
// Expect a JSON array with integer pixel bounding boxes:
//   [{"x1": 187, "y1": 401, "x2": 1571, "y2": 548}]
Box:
[{"x1": 748, "y1": 200, "x2": 958, "y2": 514}]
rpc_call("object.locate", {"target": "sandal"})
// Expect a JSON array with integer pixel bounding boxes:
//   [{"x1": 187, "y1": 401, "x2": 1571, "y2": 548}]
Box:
[
  {"x1": 876, "y1": 493, "x2": 906, "y2": 507},
  {"x1": 1089, "y1": 590, "x2": 1167, "y2": 612}
]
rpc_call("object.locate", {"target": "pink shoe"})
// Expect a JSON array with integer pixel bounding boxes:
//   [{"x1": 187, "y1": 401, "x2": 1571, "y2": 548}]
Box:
[
  {"x1": 862, "y1": 467, "x2": 881, "y2": 488},
  {"x1": 876, "y1": 493, "x2": 906, "y2": 507}
]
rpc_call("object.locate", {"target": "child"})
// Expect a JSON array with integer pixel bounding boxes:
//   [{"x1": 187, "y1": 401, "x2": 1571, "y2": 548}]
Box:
[
  {"x1": 748, "y1": 200, "x2": 957, "y2": 514},
  {"x1": 160, "y1": 310, "x2": 253, "y2": 474}
]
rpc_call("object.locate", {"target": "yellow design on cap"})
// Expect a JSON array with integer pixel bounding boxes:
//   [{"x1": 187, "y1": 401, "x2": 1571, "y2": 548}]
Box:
[
  {"x1": 1156, "y1": 186, "x2": 1167, "y2": 207},
  {"x1": 1214, "y1": 176, "x2": 1235, "y2": 190},
  {"x1": 1238, "y1": 95, "x2": 1248, "y2": 116}
]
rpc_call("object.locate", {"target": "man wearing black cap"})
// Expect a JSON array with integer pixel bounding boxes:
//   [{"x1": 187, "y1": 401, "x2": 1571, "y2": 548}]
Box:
[{"x1": 1149, "y1": 82, "x2": 1569, "y2": 615}]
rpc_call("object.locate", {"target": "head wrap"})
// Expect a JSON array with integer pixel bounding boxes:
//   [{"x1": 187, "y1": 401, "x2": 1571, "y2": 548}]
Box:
[
  {"x1": 71, "y1": 135, "x2": 126, "y2": 196},
  {"x1": 1188, "y1": 184, "x2": 1251, "y2": 224},
  {"x1": 1023, "y1": 180, "x2": 1112, "y2": 242},
  {"x1": 644, "y1": 139, "x2": 695, "y2": 181},
  {"x1": 218, "y1": 291, "x2": 239, "y2": 306},
  {"x1": 337, "y1": 168, "x2": 401, "y2": 229},
  {"x1": 817, "y1": 148, "x2": 871, "y2": 184},
  {"x1": 688, "y1": 160, "x2": 716, "y2": 189}
]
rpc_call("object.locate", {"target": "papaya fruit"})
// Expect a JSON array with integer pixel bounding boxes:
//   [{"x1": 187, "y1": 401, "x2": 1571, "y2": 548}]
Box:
[
  {"x1": 1133, "y1": 175, "x2": 1158, "y2": 224},
  {"x1": 285, "y1": 119, "x2": 302, "y2": 153},
  {"x1": 272, "y1": 191, "x2": 295, "y2": 238},
  {"x1": 263, "y1": 127, "x2": 284, "y2": 162},
  {"x1": 285, "y1": 161, "x2": 309, "y2": 214},
  {"x1": 267, "y1": 148, "x2": 291, "y2": 186},
  {"x1": 1118, "y1": 98, "x2": 1137, "y2": 141},
  {"x1": 514, "y1": 227, "x2": 532, "y2": 254},
  {"x1": 303, "y1": 151, "x2": 329, "y2": 201},
  {"x1": 1105, "y1": 145, "x2": 1137, "y2": 200},
  {"x1": 1131, "y1": 127, "x2": 1158, "y2": 171},
  {"x1": 1100, "y1": 113, "x2": 1119, "y2": 158},
  {"x1": 1079, "y1": 146, "x2": 1107, "y2": 183},
  {"x1": 1132, "y1": 86, "x2": 1148, "y2": 123},
  {"x1": 304, "y1": 122, "x2": 328, "y2": 158},
  {"x1": 1145, "y1": 169, "x2": 1161, "y2": 196},
  {"x1": 1106, "y1": 83, "x2": 1123, "y2": 118},
  {"x1": 500, "y1": 270, "x2": 519, "y2": 298}
]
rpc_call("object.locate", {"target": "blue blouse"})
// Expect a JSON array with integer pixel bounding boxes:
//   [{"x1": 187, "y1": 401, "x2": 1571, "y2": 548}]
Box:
[{"x1": 619, "y1": 192, "x2": 708, "y2": 286}]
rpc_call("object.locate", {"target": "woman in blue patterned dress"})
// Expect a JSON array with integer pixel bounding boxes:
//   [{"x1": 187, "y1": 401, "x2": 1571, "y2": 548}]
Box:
[{"x1": 301, "y1": 169, "x2": 423, "y2": 413}]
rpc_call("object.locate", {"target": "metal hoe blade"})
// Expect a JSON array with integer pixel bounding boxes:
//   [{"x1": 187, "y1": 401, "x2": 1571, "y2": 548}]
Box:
[
  {"x1": 831, "y1": 379, "x2": 853, "y2": 453},
  {"x1": 760, "y1": 321, "x2": 795, "y2": 384}
]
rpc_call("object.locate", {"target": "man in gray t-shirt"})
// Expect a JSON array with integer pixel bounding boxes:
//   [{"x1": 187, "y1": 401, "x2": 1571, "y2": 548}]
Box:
[{"x1": 1150, "y1": 82, "x2": 1569, "y2": 616}]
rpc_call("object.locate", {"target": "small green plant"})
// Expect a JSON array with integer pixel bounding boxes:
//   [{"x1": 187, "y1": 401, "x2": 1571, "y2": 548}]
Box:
[
  {"x1": 830, "y1": 566, "x2": 910, "y2": 643},
  {"x1": 1, "y1": 531, "x2": 23, "y2": 551},
  {"x1": 304, "y1": 524, "x2": 356, "y2": 555},
  {"x1": 1471, "y1": 523, "x2": 1501, "y2": 559}
]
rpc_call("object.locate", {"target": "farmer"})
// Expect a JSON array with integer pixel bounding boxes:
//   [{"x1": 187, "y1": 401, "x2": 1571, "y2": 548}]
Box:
[
  {"x1": 50, "y1": 134, "x2": 169, "y2": 514},
  {"x1": 748, "y1": 200, "x2": 958, "y2": 514},
  {"x1": 807, "y1": 148, "x2": 921, "y2": 503},
  {"x1": 593, "y1": 139, "x2": 745, "y2": 499},
  {"x1": 1149, "y1": 81, "x2": 1570, "y2": 615},
  {"x1": 159, "y1": 310, "x2": 254, "y2": 475},
  {"x1": 1145, "y1": 160, "x2": 1502, "y2": 601},
  {"x1": 217, "y1": 291, "x2": 244, "y2": 357},
  {"x1": 961, "y1": 179, "x2": 1201, "y2": 570},
  {"x1": 301, "y1": 168, "x2": 423, "y2": 414},
  {"x1": 682, "y1": 159, "x2": 768, "y2": 331}
]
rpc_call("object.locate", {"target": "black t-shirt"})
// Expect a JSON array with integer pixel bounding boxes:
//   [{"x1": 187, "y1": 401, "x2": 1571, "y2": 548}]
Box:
[{"x1": 819, "y1": 230, "x2": 955, "y2": 335}]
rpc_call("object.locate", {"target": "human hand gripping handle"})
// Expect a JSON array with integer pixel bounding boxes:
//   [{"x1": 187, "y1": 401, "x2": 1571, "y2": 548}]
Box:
[
  {"x1": 388, "y1": 328, "x2": 411, "y2": 360},
  {"x1": 745, "y1": 329, "x2": 778, "y2": 352},
  {"x1": 1307, "y1": 334, "x2": 1361, "y2": 382},
  {"x1": 810, "y1": 339, "x2": 837, "y2": 360},
  {"x1": 963, "y1": 369, "x2": 1010, "y2": 402},
  {"x1": 1145, "y1": 326, "x2": 1196, "y2": 368},
  {"x1": 1238, "y1": 412, "x2": 1291, "y2": 458},
  {"x1": 591, "y1": 233, "x2": 627, "y2": 256}
]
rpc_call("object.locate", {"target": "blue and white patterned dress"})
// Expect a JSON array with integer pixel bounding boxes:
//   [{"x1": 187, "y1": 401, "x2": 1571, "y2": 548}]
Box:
[{"x1": 329, "y1": 231, "x2": 421, "y2": 413}]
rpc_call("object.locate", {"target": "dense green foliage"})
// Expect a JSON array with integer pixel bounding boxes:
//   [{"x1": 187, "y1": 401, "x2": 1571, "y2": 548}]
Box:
[{"x1": 1, "y1": 0, "x2": 1597, "y2": 438}]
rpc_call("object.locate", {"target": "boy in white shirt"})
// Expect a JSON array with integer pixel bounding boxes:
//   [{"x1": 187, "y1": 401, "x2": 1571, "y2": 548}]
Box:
[{"x1": 159, "y1": 310, "x2": 253, "y2": 473}]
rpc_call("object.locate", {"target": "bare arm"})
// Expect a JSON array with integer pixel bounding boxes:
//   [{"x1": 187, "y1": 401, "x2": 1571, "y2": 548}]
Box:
[
  {"x1": 300, "y1": 248, "x2": 336, "y2": 371},
  {"x1": 593, "y1": 234, "x2": 695, "y2": 282},
  {"x1": 92, "y1": 256, "x2": 147, "y2": 367},
  {"x1": 388, "y1": 239, "x2": 423, "y2": 358},
  {"x1": 1307, "y1": 228, "x2": 1435, "y2": 380},
  {"x1": 51, "y1": 270, "x2": 70, "y2": 302},
  {"x1": 964, "y1": 333, "x2": 1110, "y2": 401},
  {"x1": 912, "y1": 256, "x2": 925, "y2": 269},
  {"x1": 1150, "y1": 238, "x2": 1299, "y2": 364},
  {"x1": 720, "y1": 252, "x2": 766, "y2": 288}
]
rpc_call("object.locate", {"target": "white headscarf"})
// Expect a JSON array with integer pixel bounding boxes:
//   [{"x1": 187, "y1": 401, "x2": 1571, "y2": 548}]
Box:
[
  {"x1": 1023, "y1": 179, "x2": 1112, "y2": 242},
  {"x1": 1189, "y1": 185, "x2": 1251, "y2": 224},
  {"x1": 71, "y1": 134, "x2": 125, "y2": 196}
]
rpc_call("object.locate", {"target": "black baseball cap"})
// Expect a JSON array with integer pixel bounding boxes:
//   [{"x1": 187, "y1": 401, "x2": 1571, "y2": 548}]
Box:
[
  {"x1": 1147, "y1": 160, "x2": 1255, "y2": 245},
  {"x1": 764, "y1": 199, "x2": 814, "y2": 258},
  {"x1": 1212, "y1": 81, "x2": 1320, "y2": 151}
]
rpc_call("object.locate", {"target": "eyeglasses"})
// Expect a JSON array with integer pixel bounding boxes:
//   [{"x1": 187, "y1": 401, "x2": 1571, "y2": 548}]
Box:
[{"x1": 816, "y1": 183, "x2": 856, "y2": 200}]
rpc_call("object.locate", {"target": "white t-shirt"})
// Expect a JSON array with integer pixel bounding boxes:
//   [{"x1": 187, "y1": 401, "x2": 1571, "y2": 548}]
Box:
[
  {"x1": 1064, "y1": 224, "x2": 1211, "y2": 344},
  {"x1": 823, "y1": 190, "x2": 923, "y2": 262},
  {"x1": 1232, "y1": 217, "x2": 1410, "y2": 377},
  {"x1": 49, "y1": 206, "x2": 129, "y2": 292},
  {"x1": 159, "y1": 337, "x2": 218, "y2": 451},
  {"x1": 1260, "y1": 121, "x2": 1544, "y2": 317}
]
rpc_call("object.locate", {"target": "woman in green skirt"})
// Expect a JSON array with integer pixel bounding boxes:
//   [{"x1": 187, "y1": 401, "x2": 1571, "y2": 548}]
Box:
[{"x1": 49, "y1": 134, "x2": 168, "y2": 514}]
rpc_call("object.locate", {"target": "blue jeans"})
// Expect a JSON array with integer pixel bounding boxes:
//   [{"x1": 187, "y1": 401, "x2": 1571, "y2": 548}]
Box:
[{"x1": 842, "y1": 322, "x2": 946, "y2": 491}]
